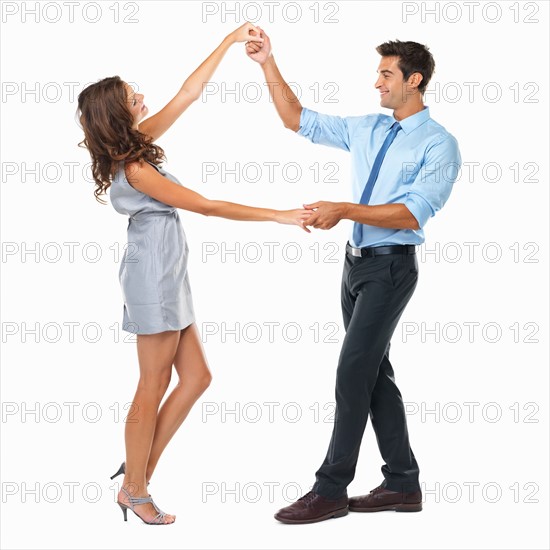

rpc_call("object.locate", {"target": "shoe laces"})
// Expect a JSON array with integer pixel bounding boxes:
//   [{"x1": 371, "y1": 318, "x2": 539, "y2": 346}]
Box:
[{"x1": 298, "y1": 491, "x2": 317, "y2": 505}]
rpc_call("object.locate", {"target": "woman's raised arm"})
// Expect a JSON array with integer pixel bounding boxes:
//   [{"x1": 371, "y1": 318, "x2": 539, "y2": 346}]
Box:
[{"x1": 138, "y1": 22, "x2": 263, "y2": 141}]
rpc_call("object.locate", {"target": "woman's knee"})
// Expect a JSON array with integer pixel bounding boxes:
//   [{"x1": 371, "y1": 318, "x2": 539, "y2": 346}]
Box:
[
  {"x1": 191, "y1": 368, "x2": 212, "y2": 395},
  {"x1": 177, "y1": 367, "x2": 212, "y2": 395},
  {"x1": 200, "y1": 369, "x2": 213, "y2": 392}
]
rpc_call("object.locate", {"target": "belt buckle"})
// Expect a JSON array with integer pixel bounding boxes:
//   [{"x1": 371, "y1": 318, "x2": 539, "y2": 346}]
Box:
[{"x1": 350, "y1": 246, "x2": 362, "y2": 257}]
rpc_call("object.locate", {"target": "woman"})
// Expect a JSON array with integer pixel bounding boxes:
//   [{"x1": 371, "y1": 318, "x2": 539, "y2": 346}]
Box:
[{"x1": 76, "y1": 22, "x2": 311, "y2": 525}]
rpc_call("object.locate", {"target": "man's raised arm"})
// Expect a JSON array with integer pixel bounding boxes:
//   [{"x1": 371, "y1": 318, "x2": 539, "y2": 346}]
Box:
[{"x1": 246, "y1": 27, "x2": 302, "y2": 131}]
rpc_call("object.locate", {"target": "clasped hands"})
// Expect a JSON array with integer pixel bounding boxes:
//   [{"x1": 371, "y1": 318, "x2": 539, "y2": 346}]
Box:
[
  {"x1": 277, "y1": 201, "x2": 348, "y2": 234},
  {"x1": 301, "y1": 201, "x2": 348, "y2": 233}
]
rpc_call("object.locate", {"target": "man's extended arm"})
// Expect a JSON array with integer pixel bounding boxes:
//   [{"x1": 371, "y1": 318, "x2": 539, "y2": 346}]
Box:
[
  {"x1": 304, "y1": 136, "x2": 461, "y2": 231},
  {"x1": 304, "y1": 202, "x2": 420, "y2": 231},
  {"x1": 261, "y1": 56, "x2": 303, "y2": 130},
  {"x1": 245, "y1": 26, "x2": 302, "y2": 130}
]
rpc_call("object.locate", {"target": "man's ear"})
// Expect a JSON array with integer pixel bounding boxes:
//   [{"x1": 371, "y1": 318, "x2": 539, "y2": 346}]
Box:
[{"x1": 408, "y1": 72, "x2": 423, "y2": 91}]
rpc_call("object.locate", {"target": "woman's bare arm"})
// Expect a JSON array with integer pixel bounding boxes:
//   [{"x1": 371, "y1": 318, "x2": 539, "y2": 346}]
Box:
[
  {"x1": 124, "y1": 161, "x2": 311, "y2": 231},
  {"x1": 139, "y1": 22, "x2": 264, "y2": 141}
]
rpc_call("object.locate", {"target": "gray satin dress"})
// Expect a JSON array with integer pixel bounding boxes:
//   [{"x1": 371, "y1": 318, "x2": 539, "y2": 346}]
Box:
[{"x1": 109, "y1": 160, "x2": 195, "y2": 335}]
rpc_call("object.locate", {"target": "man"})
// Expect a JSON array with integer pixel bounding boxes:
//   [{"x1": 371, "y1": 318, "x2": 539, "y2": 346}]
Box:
[{"x1": 246, "y1": 31, "x2": 461, "y2": 524}]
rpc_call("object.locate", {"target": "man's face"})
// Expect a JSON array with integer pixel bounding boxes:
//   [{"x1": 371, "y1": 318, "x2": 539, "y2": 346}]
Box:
[{"x1": 374, "y1": 56, "x2": 416, "y2": 109}]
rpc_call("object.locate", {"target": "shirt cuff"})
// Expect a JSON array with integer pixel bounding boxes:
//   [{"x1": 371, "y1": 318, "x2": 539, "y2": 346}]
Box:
[
  {"x1": 404, "y1": 193, "x2": 434, "y2": 229},
  {"x1": 297, "y1": 107, "x2": 318, "y2": 138}
]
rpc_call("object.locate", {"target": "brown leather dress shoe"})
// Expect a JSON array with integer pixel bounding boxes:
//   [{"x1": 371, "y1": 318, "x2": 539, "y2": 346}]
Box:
[
  {"x1": 349, "y1": 485, "x2": 422, "y2": 512},
  {"x1": 274, "y1": 491, "x2": 349, "y2": 524}
]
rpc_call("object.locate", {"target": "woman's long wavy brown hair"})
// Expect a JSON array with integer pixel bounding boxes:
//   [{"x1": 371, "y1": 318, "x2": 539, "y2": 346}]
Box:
[{"x1": 76, "y1": 76, "x2": 166, "y2": 204}]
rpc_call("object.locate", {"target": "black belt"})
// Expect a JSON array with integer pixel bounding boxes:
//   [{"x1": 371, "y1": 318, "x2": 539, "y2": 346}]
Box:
[{"x1": 346, "y1": 243, "x2": 416, "y2": 258}]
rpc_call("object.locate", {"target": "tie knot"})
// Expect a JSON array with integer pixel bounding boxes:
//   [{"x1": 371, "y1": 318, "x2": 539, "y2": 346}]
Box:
[{"x1": 391, "y1": 122, "x2": 402, "y2": 132}]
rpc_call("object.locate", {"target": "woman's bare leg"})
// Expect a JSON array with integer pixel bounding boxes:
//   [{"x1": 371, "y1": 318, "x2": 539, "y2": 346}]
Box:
[
  {"x1": 145, "y1": 323, "x2": 212, "y2": 482},
  {"x1": 117, "y1": 329, "x2": 180, "y2": 524}
]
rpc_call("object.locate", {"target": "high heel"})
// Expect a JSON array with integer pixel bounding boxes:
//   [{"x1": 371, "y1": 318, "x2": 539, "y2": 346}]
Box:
[
  {"x1": 110, "y1": 462, "x2": 125, "y2": 480},
  {"x1": 110, "y1": 461, "x2": 149, "y2": 486},
  {"x1": 117, "y1": 486, "x2": 174, "y2": 525},
  {"x1": 118, "y1": 502, "x2": 128, "y2": 521}
]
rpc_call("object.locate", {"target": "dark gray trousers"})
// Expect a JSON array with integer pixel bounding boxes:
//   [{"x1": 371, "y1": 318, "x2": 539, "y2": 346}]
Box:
[{"x1": 313, "y1": 247, "x2": 420, "y2": 499}]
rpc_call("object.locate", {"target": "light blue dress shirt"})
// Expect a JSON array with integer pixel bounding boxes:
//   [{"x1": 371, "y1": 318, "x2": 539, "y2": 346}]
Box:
[{"x1": 297, "y1": 105, "x2": 462, "y2": 247}]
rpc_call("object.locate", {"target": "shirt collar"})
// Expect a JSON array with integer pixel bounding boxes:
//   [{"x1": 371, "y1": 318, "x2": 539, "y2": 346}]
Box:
[{"x1": 387, "y1": 105, "x2": 430, "y2": 136}]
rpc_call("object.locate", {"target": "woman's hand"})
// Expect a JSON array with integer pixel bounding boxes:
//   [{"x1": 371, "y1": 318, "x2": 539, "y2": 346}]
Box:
[
  {"x1": 274, "y1": 209, "x2": 313, "y2": 233},
  {"x1": 229, "y1": 22, "x2": 264, "y2": 44}
]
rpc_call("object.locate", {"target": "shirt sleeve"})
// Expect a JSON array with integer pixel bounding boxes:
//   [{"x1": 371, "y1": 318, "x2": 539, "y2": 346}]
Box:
[
  {"x1": 403, "y1": 135, "x2": 462, "y2": 229},
  {"x1": 296, "y1": 106, "x2": 351, "y2": 152}
]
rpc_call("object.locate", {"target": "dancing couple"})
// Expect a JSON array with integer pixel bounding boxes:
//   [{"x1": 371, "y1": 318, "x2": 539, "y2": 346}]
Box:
[{"x1": 77, "y1": 22, "x2": 460, "y2": 525}]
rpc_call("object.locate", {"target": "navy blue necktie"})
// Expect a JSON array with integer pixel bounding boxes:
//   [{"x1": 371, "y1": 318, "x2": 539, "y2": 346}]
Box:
[{"x1": 352, "y1": 121, "x2": 402, "y2": 245}]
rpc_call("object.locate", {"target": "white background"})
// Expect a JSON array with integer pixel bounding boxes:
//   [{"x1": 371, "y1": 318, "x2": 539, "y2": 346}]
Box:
[{"x1": 1, "y1": 1, "x2": 548, "y2": 548}]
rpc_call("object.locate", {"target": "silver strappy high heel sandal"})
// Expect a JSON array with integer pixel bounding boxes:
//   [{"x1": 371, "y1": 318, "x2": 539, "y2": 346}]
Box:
[{"x1": 117, "y1": 486, "x2": 174, "y2": 524}]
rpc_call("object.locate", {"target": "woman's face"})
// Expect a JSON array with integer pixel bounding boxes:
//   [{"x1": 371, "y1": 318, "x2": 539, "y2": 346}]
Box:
[{"x1": 124, "y1": 82, "x2": 148, "y2": 127}]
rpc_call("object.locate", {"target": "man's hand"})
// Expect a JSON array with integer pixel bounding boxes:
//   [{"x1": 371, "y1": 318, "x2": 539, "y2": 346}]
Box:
[
  {"x1": 303, "y1": 201, "x2": 348, "y2": 230},
  {"x1": 245, "y1": 26, "x2": 272, "y2": 64}
]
